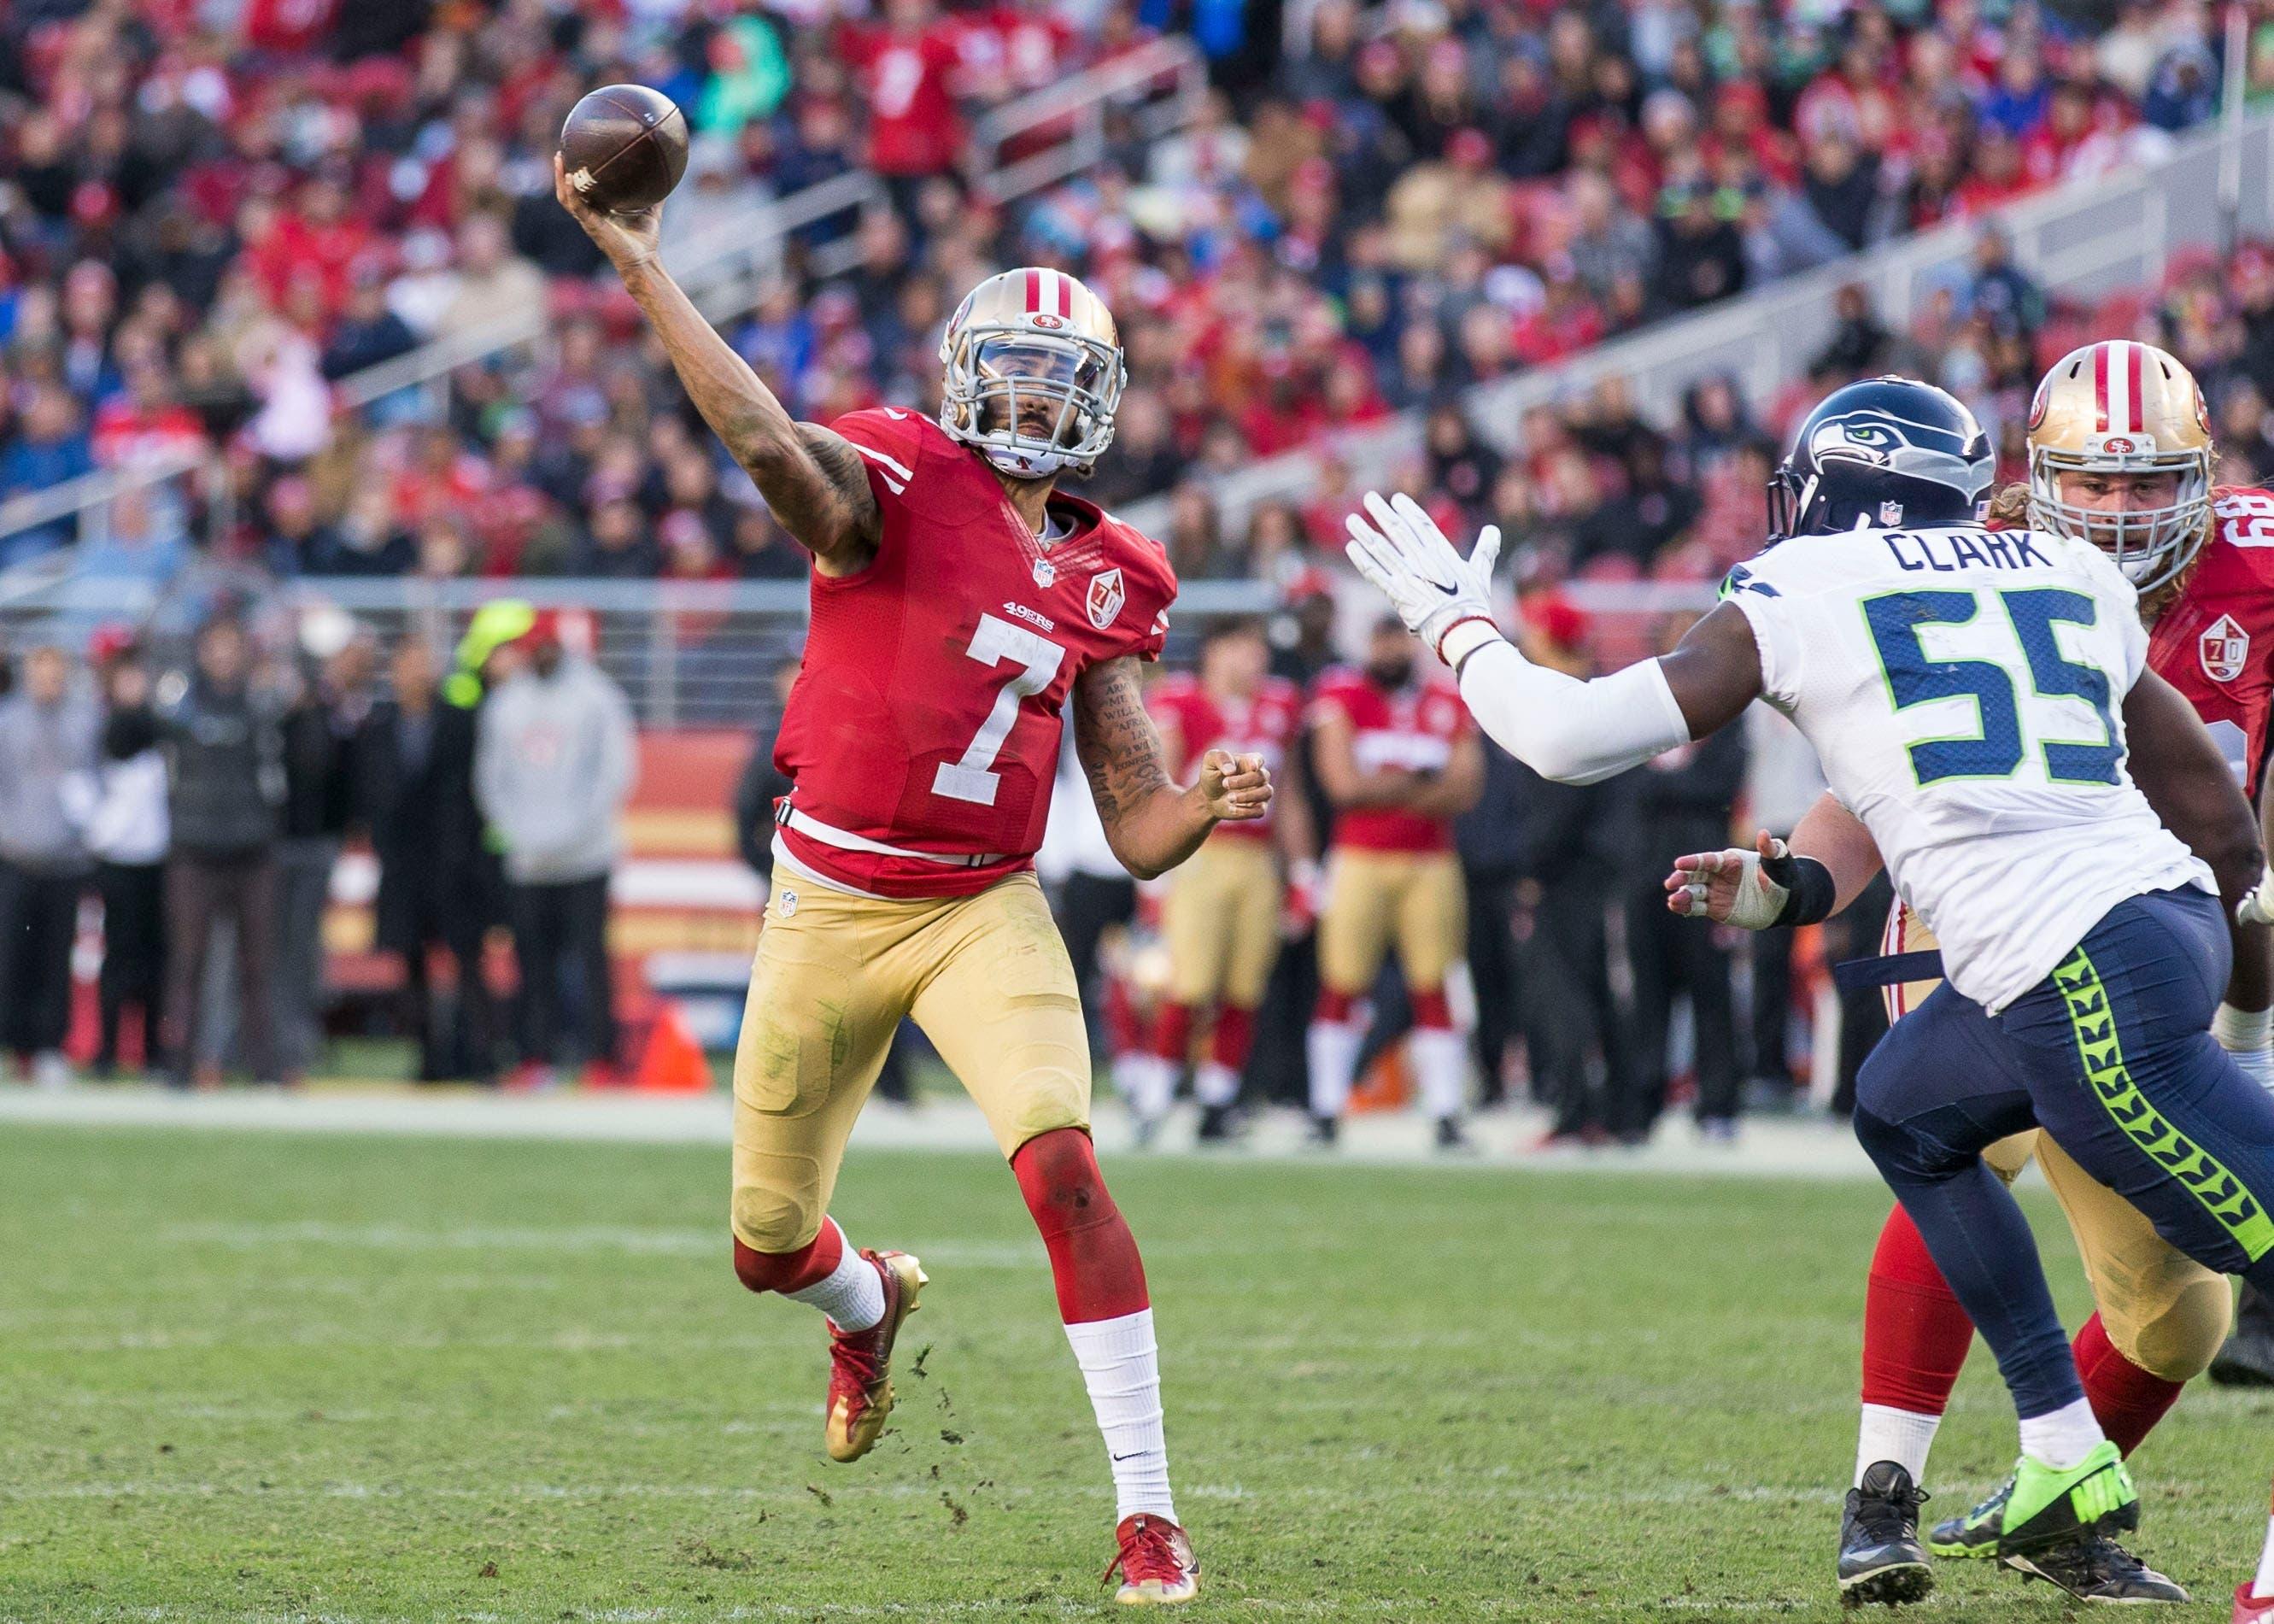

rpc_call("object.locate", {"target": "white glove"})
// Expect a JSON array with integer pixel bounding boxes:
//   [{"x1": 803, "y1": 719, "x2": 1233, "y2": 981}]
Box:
[
  {"x1": 1343, "y1": 490, "x2": 1502, "y2": 660},
  {"x1": 1662, "y1": 832, "x2": 1795, "y2": 930},
  {"x1": 2239, "y1": 866, "x2": 2274, "y2": 926},
  {"x1": 2214, "y1": 1000, "x2": 2274, "y2": 1095}
]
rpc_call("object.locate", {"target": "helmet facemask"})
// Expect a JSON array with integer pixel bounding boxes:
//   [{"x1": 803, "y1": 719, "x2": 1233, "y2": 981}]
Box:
[
  {"x1": 941, "y1": 327, "x2": 1124, "y2": 480},
  {"x1": 2026, "y1": 442, "x2": 2212, "y2": 594}
]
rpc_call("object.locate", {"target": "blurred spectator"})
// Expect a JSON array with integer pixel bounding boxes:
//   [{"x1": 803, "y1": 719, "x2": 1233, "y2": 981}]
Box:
[
  {"x1": 82, "y1": 630, "x2": 169, "y2": 1080},
  {"x1": 0, "y1": 387, "x2": 96, "y2": 564},
  {"x1": 0, "y1": 642, "x2": 99, "y2": 1088},
  {"x1": 476, "y1": 612, "x2": 636, "y2": 1085},
  {"x1": 1613, "y1": 613, "x2": 1748, "y2": 1142},
  {"x1": 156, "y1": 614, "x2": 285, "y2": 1089},
  {"x1": 369, "y1": 632, "x2": 496, "y2": 1083},
  {"x1": 273, "y1": 614, "x2": 376, "y2": 1082}
]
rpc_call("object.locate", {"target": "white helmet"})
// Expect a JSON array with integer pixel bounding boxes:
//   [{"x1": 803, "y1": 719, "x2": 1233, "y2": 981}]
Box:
[
  {"x1": 940, "y1": 267, "x2": 1126, "y2": 479},
  {"x1": 2025, "y1": 339, "x2": 2216, "y2": 594}
]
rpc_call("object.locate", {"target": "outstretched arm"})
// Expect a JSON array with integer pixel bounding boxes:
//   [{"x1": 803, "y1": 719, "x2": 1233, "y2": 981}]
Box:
[
  {"x1": 1073, "y1": 656, "x2": 1272, "y2": 881},
  {"x1": 554, "y1": 155, "x2": 877, "y2": 573},
  {"x1": 1344, "y1": 493, "x2": 1762, "y2": 784}
]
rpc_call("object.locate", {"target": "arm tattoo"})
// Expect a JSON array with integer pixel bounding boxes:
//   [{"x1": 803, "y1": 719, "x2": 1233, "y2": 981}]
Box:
[
  {"x1": 1075, "y1": 658, "x2": 1171, "y2": 829},
  {"x1": 733, "y1": 423, "x2": 877, "y2": 566}
]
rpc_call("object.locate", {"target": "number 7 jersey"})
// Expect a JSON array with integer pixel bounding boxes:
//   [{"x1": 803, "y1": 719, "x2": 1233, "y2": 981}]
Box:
[
  {"x1": 771, "y1": 407, "x2": 1176, "y2": 899},
  {"x1": 1724, "y1": 520, "x2": 2209, "y2": 1014}
]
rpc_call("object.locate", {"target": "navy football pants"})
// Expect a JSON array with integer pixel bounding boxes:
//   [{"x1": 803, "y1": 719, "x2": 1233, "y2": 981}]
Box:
[{"x1": 1855, "y1": 887, "x2": 2274, "y2": 1418}]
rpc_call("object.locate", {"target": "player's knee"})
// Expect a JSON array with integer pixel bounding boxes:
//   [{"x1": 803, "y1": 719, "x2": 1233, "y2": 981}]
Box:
[
  {"x1": 730, "y1": 1186, "x2": 820, "y2": 1263},
  {"x1": 1852, "y1": 1102, "x2": 1949, "y2": 1185},
  {"x1": 2109, "y1": 1275, "x2": 2235, "y2": 1381},
  {"x1": 1011, "y1": 1126, "x2": 1116, "y2": 1236}
]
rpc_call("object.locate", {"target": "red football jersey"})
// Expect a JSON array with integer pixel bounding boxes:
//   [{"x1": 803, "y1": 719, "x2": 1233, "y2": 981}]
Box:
[
  {"x1": 1146, "y1": 673, "x2": 1302, "y2": 843},
  {"x1": 1308, "y1": 666, "x2": 1470, "y2": 854},
  {"x1": 772, "y1": 408, "x2": 1175, "y2": 899},
  {"x1": 2146, "y1": 487, "x2": 2274, "y2": 795}
]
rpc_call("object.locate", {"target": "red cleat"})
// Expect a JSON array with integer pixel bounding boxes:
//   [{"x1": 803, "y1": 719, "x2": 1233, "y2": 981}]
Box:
[
  {"x1": 1105, "y1": 1513, "x2": 1199, "y2": 1606},
  {"x1": 823, "y1": 1249, "x2": 924, "y2": 1463},
  {"x1": 2236, "y1": 1583, "x2": 2274, "y2": 1623}
]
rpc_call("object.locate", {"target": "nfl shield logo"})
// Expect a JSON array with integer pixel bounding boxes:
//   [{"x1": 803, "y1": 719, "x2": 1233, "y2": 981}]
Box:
[
  {"x1": 2202, "y1": 613, "x2": 2250, "y2": 683},
  {"x1": 1087, "y1": 567, "x2": 1126, "y2": 630},
  {"x1": 1878, "y1": 500, "x2": 1904, "y2": 527},
  {"x1": 1032, "y1": 559, "x2": 1056, "y2": 589}
]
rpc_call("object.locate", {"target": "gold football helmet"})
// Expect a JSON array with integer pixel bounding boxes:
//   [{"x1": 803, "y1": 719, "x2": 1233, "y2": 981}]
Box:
[
  {"x1": 940, "y1": 267, "x2": 1125, "y2": 480},
  {"x1": 2026, "y1": 339, "x2": 2214, "y2": 592}
]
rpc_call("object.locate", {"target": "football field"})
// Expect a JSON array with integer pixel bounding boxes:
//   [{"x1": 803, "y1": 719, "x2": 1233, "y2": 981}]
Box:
[{"x1": 3, "y1": 1119, "x2": 2268, "y2": 1621}]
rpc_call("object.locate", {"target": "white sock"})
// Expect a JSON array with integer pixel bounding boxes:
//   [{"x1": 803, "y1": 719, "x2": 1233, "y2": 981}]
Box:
[
  {"x1": 1855, "y1": 1403, "x2": 1942, "y2": 1487},
  {"x1": 2017, "y1": 1395, "x2": 2107, "y2": 1471},
  {"x1": 785, "y1": 1225, "x2": 885, "y2": 1334},
  {"x1": 1193, "y1": 1059, "x2": 1240, "y2": 1108},
  {"x1": 2253, "y1": 1505, "x2": 2274, "y2": 1597},
  {"x1": 1410, "y1": 1027, "x2": 1467, "y2": 1121},
  {"x1": 1307, "y1": 1019, "x2": 1360, "y2": 1119},
  {"x1": 1118, "y1": 1053, "x2": 1176, "y2": 1122},
  {"x1": 1064, "y1": 1307, "x2": 1175, "y2": 1523}
]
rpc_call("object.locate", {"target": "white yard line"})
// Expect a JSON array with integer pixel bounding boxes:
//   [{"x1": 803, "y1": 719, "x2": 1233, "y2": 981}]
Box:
[{"x1": 0, "y1": 1087, "x2": 1886, "y2": 1181}]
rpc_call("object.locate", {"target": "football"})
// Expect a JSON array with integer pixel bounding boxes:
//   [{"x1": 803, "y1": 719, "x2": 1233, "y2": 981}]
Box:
[{"x1": 559, "y1": 83, "x2": 689, "y2": 214}]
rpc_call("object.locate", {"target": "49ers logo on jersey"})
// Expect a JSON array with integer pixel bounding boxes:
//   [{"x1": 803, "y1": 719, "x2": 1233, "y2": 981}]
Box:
[
  {"x1": 1087, "y1": 567, "x2": 1125, "y2": 630},
  {"x1": 2202, "y1": 613, "x2": 2251, "y2": 683}
]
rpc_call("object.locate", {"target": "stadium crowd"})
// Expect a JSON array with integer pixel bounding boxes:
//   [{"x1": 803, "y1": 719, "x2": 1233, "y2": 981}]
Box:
[{"x1": 0, "y1": 0, "x2": 2256, "y2": 583}]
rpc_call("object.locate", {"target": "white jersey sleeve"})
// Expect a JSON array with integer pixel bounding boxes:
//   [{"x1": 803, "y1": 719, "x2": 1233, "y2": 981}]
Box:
[{"x1": 1720, "y1": 525, "x2": 2209, "y2": 1013}]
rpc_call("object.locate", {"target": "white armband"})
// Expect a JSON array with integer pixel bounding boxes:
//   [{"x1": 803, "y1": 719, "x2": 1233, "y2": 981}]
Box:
[{"x1": 1446, "y1": 626, "x2": 1694, "y2": 786}]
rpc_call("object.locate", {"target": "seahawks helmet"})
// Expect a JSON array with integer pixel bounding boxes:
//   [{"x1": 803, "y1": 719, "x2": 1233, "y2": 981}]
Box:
[{"x1": 1768, "y1": 377, "x2": 1996, "y2": 539}]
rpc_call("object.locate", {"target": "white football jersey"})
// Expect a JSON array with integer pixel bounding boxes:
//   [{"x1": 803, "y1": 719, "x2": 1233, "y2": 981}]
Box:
[{"x1": 1726, "y1": 521, "x2": 2212, "y2": 1013}]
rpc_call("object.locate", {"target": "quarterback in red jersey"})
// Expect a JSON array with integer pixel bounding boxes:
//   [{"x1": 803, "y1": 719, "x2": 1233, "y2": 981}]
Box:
[
  {"x1": 1305, "y1": 616, "x2": 1483, "y2": 1150},
  {"x1": 1121, "y1": 618, "x2": 1315, "y2": 1144},
  {"x1": 1668, "y1": 341, "x2": 2274, "y2": 1606},
  {"x1": 560, "y1": 161, "x2": 1271, "y2": 1607}
]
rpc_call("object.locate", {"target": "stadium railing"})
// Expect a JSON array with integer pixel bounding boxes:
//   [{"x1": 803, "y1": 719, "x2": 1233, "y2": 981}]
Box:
[
  {"x1": 1120, "y1": 109, "x2": 2274, "y2": 538},
  {"x1": 966, "y1": 35, "x2": 1210, "y2": 202}
]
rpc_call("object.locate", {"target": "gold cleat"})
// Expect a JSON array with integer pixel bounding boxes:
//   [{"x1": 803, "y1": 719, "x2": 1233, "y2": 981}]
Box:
[{"x1": 823, "y1": 1249, "x2": 926, "y2": 1463}]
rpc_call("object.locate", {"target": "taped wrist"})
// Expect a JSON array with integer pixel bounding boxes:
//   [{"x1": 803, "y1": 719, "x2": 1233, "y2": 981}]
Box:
[{"x1": 1768, "y1": 854, "x2": 1837, "y2": 928}]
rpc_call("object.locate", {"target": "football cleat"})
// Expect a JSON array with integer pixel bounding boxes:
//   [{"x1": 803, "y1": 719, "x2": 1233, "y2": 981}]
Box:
[
  {"x1": 1433, "y1": 1116, "x2": 1477, "y2": 1154},
  {"x1": 1105, "y1": 1513, "x2": 1199, "y2": 1605},
  {"x1": 1194, "y1": 1103, "x2": 1245, "y2": 1144},
  {"x1": 1996, "y1": 1442, "x2": 2138, "y2": 1557},
  {"x1": 1837, "y1": 1460, "x2": 1933, "y2": 1607},
  {"x1": 2210, "y1": 1286, "x2": 2274, "y2": 1387},
  {"x1": 1305, "y1": 1113, "x2": 1339, "y2": 1148},
  {"x1": 2235, "y1": 1582, "x2": 2274, "y2": 1622},
  {"x1": 1929, "y1": 1474, "x2": 2011, "y2": 1558},
  {"x1": 823, "y1": 1249, "x2": 925, "y2": 1463},
  {"x1": 2004, "y1": 1533, "x2": 2189, "y2": 1603}
]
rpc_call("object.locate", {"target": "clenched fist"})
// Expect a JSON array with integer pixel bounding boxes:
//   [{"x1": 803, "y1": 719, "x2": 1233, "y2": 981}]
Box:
[{"x1": 1197, "y1": 749, "x2": 1273, "y2": 822}]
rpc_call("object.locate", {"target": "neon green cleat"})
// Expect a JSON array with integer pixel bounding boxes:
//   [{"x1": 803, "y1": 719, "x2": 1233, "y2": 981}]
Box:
[
  {"x1": 1927, "y1": 1474, "x2": 2010, "y2": 1558},
  {"x1": 1996, "y1": 1441, "x2": 2138, "y2": 1557}
]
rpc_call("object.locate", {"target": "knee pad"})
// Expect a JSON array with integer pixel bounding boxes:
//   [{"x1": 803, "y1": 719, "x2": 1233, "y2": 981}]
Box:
[
  {"x1": 1853, "y1": 1103, "x2": 1970, "y2": 1185},
  {"x1": 731, "y1": 1184, "x2": 823, "y2": 1261},
  {"x1": 2107, "y1": 1271, "x2": 2235, "y2": 1382}
]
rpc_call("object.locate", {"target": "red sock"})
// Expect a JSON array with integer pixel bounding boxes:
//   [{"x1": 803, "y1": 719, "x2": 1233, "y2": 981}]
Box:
[
  {"x1": 1151, "y1": 1001, "x2": 1194, "y2": 1064},
  {"x1": 1209, "y1": 1005, "x2": 1255, "y2": 1070},
  {"x1": 732, "y1": 1216, "x2": 844, "y2": 1295},
  {"x1": 1315, "y1": 988, "x2": 1357, "y2": 1024},
  {"x1": 1410, "y1": 988, "x2": 1453, "y2": 1029},
  {"x1": 2073, "y1": 1311, "x2": 2184, "y2": 1457},
  {"x1": 1011, "y1": 1127, "x2": 1149, "y2": 1323},
  {"x1": 1861, "y1": 1205, "x2": 1977, "y2": 1413}
]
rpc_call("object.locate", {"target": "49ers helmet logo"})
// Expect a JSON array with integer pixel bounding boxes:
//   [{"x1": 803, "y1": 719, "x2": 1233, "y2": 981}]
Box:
[
  {"x1": 2202, "y1": 613, "x2": 2250, "y2": 683},
  {"x1": 1087, "y1": 567, "x2": 1125, "y2": 630}
]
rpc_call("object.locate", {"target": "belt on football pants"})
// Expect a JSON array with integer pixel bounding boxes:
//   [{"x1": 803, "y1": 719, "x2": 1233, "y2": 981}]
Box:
[
  {"x1": 1832, "y1": 950, "x2": 1946, "y2": 991},
  {"x1": 775, "y1": 801, "x2": 1007, "y2": 869}
]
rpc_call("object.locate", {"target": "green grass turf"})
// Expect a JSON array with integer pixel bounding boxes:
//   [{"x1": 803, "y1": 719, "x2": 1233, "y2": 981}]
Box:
[{"x1": 3, "y1": 1124, "x2": 2270, "y2": 1621}]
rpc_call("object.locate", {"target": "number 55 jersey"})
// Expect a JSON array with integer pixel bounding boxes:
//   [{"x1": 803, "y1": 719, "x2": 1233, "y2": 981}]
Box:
[
  {"x1": 771, "y1": 407, "x2": 1176, "y2": 900},
  {"x1": 1722, "y1": 520, "x2": 2209, "y2": 1015}
]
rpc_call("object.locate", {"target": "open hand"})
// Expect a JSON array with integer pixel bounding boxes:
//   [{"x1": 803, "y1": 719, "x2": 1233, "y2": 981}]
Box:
[
  {"x1": 554, "y1": 151, "x2": 663, "y2": 273},
  {"x1": 1664, "y1": 830, "x2": 1793, "y2": 929},
  {"x1": 1197, "y1": 749, "x2": 1272, "y2": 822}
]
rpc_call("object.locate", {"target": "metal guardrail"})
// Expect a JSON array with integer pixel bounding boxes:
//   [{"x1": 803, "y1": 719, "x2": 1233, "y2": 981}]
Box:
[
  {"x1": 1122, "y1": 111, "x2": 2274, "y2": 538},
  {"x1": 968, "y1": 36, "x2": 1210, "y2": 202}
]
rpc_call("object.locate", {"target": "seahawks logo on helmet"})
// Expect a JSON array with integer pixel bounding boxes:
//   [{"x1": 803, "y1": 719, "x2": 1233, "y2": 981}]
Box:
[{"x1": 1771, "y1": 378, "x2": 1996, "y2": 540}]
